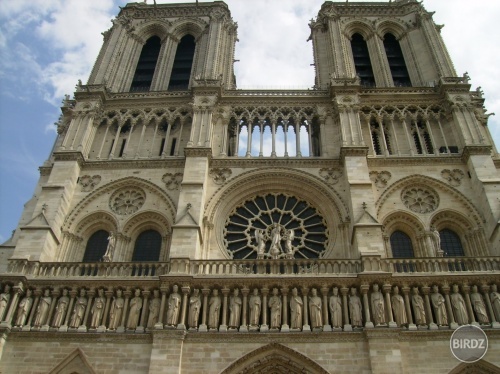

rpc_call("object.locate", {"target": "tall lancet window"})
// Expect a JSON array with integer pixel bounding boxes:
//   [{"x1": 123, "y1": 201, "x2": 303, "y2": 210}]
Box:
[
  {"x1": 351, "y1": 33, "x2": 375, "y2": 87},
  {"x1": 168, "y1": 34, "x2": 196, "y2": 90},
  {"x1": 130, "y1": 36, "x2": 161, "y2": 92},
  {"x1": 383, "y1": 33, "x2": 411, "y2": 87}
]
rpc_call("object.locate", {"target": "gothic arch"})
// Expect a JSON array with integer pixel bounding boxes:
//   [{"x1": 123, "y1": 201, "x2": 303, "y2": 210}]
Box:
[
  {"x1": 382, "y1": 211, "x2": 424, "y2": 257},
  {"x1": 448, "y1": 359, "x2": 500, "y2": 374},
  {"x1": 343, "y1": 19, "x2": 374, "y2": 40},
  {"x1": 74, "y1": 211, "x2": 118, "y2": 238},
  {"x1": 205, "y1": 168, "x2": 349, "y2": 259},
  {"x1": 134, "y1": 20, "x2": 171, "y2": 42},
  {"x1": 169, "y1": 17, "x2": 207, "y2": 40},
  {"x1": 376, "y1": 19, "x2": 407, "y2": 40},
  {"x1": 122, "y1": 210, "x2": 171, "y2": 238},
  {"x1": 220, "y1": 343, "x2": 329, "y2": 374},
  {"x1": 48, "y1": 348, "x2": 96, "y2": 374}
]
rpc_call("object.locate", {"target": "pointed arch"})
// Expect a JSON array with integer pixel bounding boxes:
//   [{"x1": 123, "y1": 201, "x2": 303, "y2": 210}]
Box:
[
  {"x1": 448, "y1": 359, "x2": 500, "y2": 374},
  {"x1": 169, "y1": 17, "x2": 207, "y2": 40},
  {"x1": 48, "y1": 348, "x2": 96, "y2": 374},
  {"x1": 382, "y1": 211, "x2": 424, "y2": 257},
  {"x1": 220, "y1": 343, "x2": 329, "y2": 374},
  {"x1": 134, "y1": 20, "x2": 171, "y2": 42}
]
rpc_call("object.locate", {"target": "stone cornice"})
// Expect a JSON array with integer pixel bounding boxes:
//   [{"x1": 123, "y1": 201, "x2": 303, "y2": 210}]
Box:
[
  {"x1": 367, "y1": 155, "x2": 464, "y2": 167},
  {"x1": 184, "y1": 147, "x2": 212, "y2": 158},
  {"x1": 210, "y1": 157, "x2": 340, "y2": 169},
  {"x1": 53, "y1": 152, "x2": 84, "y2": 165},
  {"x1": 461, "y1": 145, "x2": 493, "y2": 162},
  {"x1": 5, "y1": 330, "x2": 152, "y2": 343},
  {"x1": 82, "y1": 158, "x2": 185, "y2": 170},
  {"x1": 340, "y1": 147, "x2": 369, "y2": 162}
]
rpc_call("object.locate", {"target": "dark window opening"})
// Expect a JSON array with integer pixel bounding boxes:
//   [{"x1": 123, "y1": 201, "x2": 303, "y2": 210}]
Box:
[
  {"x1": 413, "y1": 132, "x2": 423, "y2": 154},
  {"x1": 118, "y1": 139, "x2": 126, "y2": 157},
  {"x1": 159, "y1": 138, "x2": 166, "y2": 156},
  {"x1": 108, "y1": 139, "x2": 115, "y2": 156},
  {"x1": 384, "y1": 33, "x2": 411, "y2": 87},
  {"x1": 390, "y1": 231, "x2": 415, "y2": 258},
  {"x1": 168, "y1": 35, "x2": 195, "y2": 91},
  {"x1": 82, "y1": 230, "x2": 109, "y2": 262},
  {"x1": 130, "y1": 36, "x2": 161, "y2": 92},
  {"x1": 423, "y1": 131, "x2": 434, "y2": 154},
  {"x1": 170, "y1": 138, "x2": 177, "y2": 156},
  {"x1": 132, "y1": 230, "x2": 162, "y2": 262},
  {"x1": 351, "y1": 33, "x2": 376, "y2": 87},
  {"x1": 441, "y1": 229, "x2": 465, "y2": 257}
]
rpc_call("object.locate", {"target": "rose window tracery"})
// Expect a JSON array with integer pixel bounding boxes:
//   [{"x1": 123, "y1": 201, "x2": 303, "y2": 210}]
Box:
[
  {"x1": 110, "y1": 187, "x2": 146, "y2": 215},
  {"x1": 401, "y1": 186, "x2": 439, "y2": 214},
  {"x1": 224, "y1": 193, "x2": 329, "y2": 259}
]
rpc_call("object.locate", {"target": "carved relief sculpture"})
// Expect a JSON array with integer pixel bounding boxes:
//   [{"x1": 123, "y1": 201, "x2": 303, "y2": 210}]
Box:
[
  {"x1": 70, "y1": 289, "x2": 87, "y2": 328},
  {"x1": 102, "y1": 232, "x2": 116, "y2": 262},
  {"x1": 309, "y1": 288, "x2": 323, "y2": 329},
  {"x1": 401, "y1": 186, "x2": 439, "y2": 214},
  {"x1": 491, "y1": 284, "x2": 500, "y2": 321},
  {"x1": 249, "y1": 288, "x2": 262, "y2": 330},
  {"x1": 290, "y1": 288, "x2": 303, "y2": 331},
  {"x1": 268, "y1": 288, "x2": 282, "y2": 330},
  {"x1": 52, "y1": 289, "x2": 69, "y2": 328},
  {"x1": 411, "y1": 287, "x2": 426, "y2": 326},
  {"x1": 349, "y1": 288, "x2": 363, "y2": 328},
  {"x1": 165, "y1": 285, "x2": 181, "y2": 327},
  {"x1": 255, "y1": 229, "x2": 266, "y2": 259},
  {"x1": 391, "y1": 286, "x2": 407, "y2": 327},
  {"x1": 450, "y1": 284, "x2": 468, "y2": 325},
  {"x1": 208, "y1": 289, "x2": 221, "y2": 331},
  {"x1": 33, "y1": 289, "x2": 52, "y2": 327},
  {"x1": 188, "y1": 289, "x2": 201, "y2": 330},
  {"x1": 371, "y1": 284, "x2": 386, "y2": 326},
  {"x1": 0, "y1": 284, "x2": 11, "y2": 321},
  {"x1": 15, "y1": 289, "x2": 33, "y2": 327},
  {"x1": 470, "y1": 285, "x2": 489, "y2": 325},
  {"x1": 108, "y1": 289, "x2": 124, "y2": 330},
  {"x1": 147, "y1": 290, "x2": 161, "y2": 329},
  {"x1": 329, "y1": 287, "x2": 342, "y2": 328},
  {"x1": 90, "y1": 289, "x2": 106, "y2": 329},
  {"x1": 430, "y1": 285, "x2": 448, "y2": 326},
  {"x1": 127, "y1": 289, "x2": 142, "y2": 329},
  {"x1": 228, "y1": 288, "x2": 242, "y2": 329}
]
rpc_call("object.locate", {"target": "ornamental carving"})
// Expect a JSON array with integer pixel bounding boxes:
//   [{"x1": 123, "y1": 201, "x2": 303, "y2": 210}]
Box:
[
  {"x1": 224, "y1": 193, "x2": 328, "y2": 260},
  {"x1": 209, "y1": 168, "x2": 232, "y2": 185},
  {"x1": 441, "y1": 169, "x2": 464, "y2": 187},
  {"x1": 369, "y1": 171, "x2": 392, "y2": 188},
  {"x1": 109, "y1": 187, "x2": 145, "y2": 215},
  {"x1": 319, "y1": 168, "x2": 342, "y2": 185},
  {"x1": 162, "y1": 173, "x2": 183, "y2": 191},
  {"x1": 79, "y1": 175, "x2": 101, "y2": 192},
  {"x1": 401, "y1": 186, "x2": 439, "y2": 214}
]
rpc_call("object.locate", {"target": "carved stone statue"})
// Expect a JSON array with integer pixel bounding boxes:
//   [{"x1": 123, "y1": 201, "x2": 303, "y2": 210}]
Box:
[
  {"x1": 229, "y1": 288, "x2": 242, "y2": 329},
  {"x1": 15, "y1": 289, "x2": 33, "y2": 327},
  {"x1": 450, "y1": 284, "x2": 468, "y2": 325},
  {"x1": 127, "y1": 289, "x2": 142, "y2": 329},
  {"x1": 470, "y1": 285, "x2": 489, "y2": 325},
  {"x1": 309, "y1": 288, "x2": 322, "y2": 329},
  {"x1": 70, "y1": 289, "x2": 87, "y2": 328},
  {"x1": 329, "y1": 287, "x2": 342, "y2": 328},
  {"x1": 284, "y1": 229, "x2": 295, "y2": 257},
  {"x1": 430, "y1": 285, "x2": 448, "y2": 326},
  {"x1": 491, "y1": 284, "x2": 500, "y2": 321},
  {"x1": 165, "y1": 285, "x2": 181, "y2": 327},
  {"x1": 349, "y1": 287, "x2": 362, "y2": 327},
  {"x1": 255, "y1": 229, "x2": 266, "y2": 259},
  {"x1": 249, "y1": 288, "x2": 262, "y2": 329},
  {"x1": 33, "y1": 289, "x2": 52, "y2": 327},
  {"x1": 90, "y1": 289, "x2": 106, "y2": 329},
  {"x1": 108, "y1": 289, "x2": 124, "y2": 330},
  {"x1": 431, "y1": 227, "x2": 441, "y2": 251},
  {"x1": 208, "y1": 289, "x2": 221, "y2": 330},
  {"x1": 102, "y1": 231, "x2": 116, "y2": 262},
  {"x1": 147, "y1": 290, "x2": 161, "y2": 329},
  {"x1": 52, "y1": 289, "x2": 69, "y2": 328},
  {"x1": 268, "y1": 288, "x2": 281, "y2": 330},
  {"x1": 0, "y1": 284, "x2": 11, "y2": 321},
  {"x1": 269, "y1": 223, "x2": 282, "y2": 258},
  {"x1": 411, "y1": 287, "x2": 426, "y2": 326},
  {"x1": 290, "y1": 288, "x2": 303, "y2": 330},
  {"x1": 188, "y1": 289, "x2": 201, "y2": 330},
  {"x1": 371, "y1": 284, "x2": 386, "y2": 326},
  {"x1": 391, "y1": 286, "x2": 407, "y2": 327}
]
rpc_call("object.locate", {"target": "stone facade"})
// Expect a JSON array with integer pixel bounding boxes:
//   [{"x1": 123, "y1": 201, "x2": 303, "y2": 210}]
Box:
[{"x1": 0, "y1": 1, "x2": 499, "y2": 373}]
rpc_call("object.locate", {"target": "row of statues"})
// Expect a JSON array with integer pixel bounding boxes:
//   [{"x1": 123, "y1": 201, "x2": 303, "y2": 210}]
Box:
[{"x1": 1, "y1": 283, "x2": 499, "y2": 332}]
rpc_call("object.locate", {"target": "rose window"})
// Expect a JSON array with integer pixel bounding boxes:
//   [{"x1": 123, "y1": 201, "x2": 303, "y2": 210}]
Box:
[
  {"x1": 401, "y1": 186, "x2": 439, "y2": 214},
  {"x1": 110, "y1": 187, "x2": 146, "y2": 215},
  {"x1": 224, "y1": 193, "x2": 328, "y2": 259}
]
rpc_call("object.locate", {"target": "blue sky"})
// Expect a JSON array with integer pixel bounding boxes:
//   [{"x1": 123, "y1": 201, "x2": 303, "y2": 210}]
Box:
[{"x1": 0, "y1": 0, "x2": 499, "y2": 244}]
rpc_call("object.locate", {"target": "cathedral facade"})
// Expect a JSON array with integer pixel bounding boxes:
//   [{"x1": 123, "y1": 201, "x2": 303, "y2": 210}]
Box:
[{"x1": 0, "y1": 1, "x2": 499, "y2": 373}]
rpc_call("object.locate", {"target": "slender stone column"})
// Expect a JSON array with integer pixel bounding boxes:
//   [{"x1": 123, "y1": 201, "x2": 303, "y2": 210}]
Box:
[
  {"x1": 199, "y1": 288, "x2": 210, "y2": 332},
  {"x1": 108, "y1": 125, "x2": 122, "y2": 159},
  {"x1": 384, "y1": 284, "x2": 397, "y2": 328},
  {"x1": 321, "y1": 287, "x2": 331, "y2": 331},
  {"x1": 341, "y1": 287, "x2": 352, "y2": 331},
  {"x1": 281, "y1": 287, "x2": 289, "y2": 332},
  {"x1": 402, "y1": 286, "x2": 416, "y2": 330},
  {"x1": 421, "y1": 286, "x2": 437, "y2": 330},
  {"x1": 137, "y1": 290, "x2": 150, "y2": 333},
  {"x1": 118, "y1": 289, "x2": 131, "y2": 333},
  {"x1": 261, "y1": 288, "x2": 269, "y2": 332},
  {"x1": 462, "y1": 284, "x2": 478, "y2": 326},
  {"x1": 295, "y1": 119, "x2": 302, "y2": 157},
  {"x1": 155, "y1": 288, "x2": 167, "y2": 329},
  {"x1": 220, "y1": 288, "x2": 230, "y2": 332},
  {"x1": 60, "y1": 289, "x2": 77, "y2": 332},
  {"x1": 102, "y1": 289, "x2": 113, "y2": 330},
  {"x1": 271, "y1": 122, "x2": 276, "y2": 157},
  {"x1": 240, "y1": 288, "x2": 249, "y2": 332},
  {"x1": 245, "y1": 123, "x2": 252, "y2": 157},
  {"x1": 360, "y1": 284, "x2": 374, "y2": 328},
  {"x1": 1, "y1": 283, "x2": 23, "y2": 328},
  {"x1": 80, "y1": 289, "x2": 95, "y2": 333},
  {"x1": 259, "y1": 121, "x2": 264, "y2": 157},
  {"x1": 442, "y1": 285, "x2": 458, "y2": 329},
  {"x1": 43, "y1": 288, "x2": 60, "y2": 331},
  {"x1": 481, "y1": 284, "x2": 500, "y2": 328},
  {"x1": 301, "y1": 287, "x2": 311, "y2": 332},
  {"x1": 178, "y1": 287, "x2": 190, "y2": 330}
]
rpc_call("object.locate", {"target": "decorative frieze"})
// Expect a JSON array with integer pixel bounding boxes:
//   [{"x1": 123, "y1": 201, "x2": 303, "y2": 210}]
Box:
[
  {"x1": 162, "y1": 173, "x2": 183, "y2": 190},
  {"x1": 209, "y1": 168, "x2": 232, "y2": 185},
  {"x1": 441, "y1": 168, "x2": 464, "y2": 187},
  {"x1": 78, "y1": 175, "x2": 101, "y2": 192},
  {"x1": 319, "y1": 168, "x2": 343, "y2": 185},
  {"x1": 369, "y1": 171, "x2": 391, "y2": 188}
]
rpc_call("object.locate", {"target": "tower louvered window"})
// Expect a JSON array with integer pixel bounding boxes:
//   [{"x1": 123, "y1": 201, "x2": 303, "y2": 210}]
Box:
[
  {"x1": 351, "y1": 33, "x2": 375, "y2": 87},
  {"x1": 168, "y1": 34, "x2": 195, "y2": 90},
  {"x1": 130, "y1": 36, "x2": 161, "y2": 92},
  {"x1": 384, "y1": 33, "x2": 411, "y2": 87}
]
